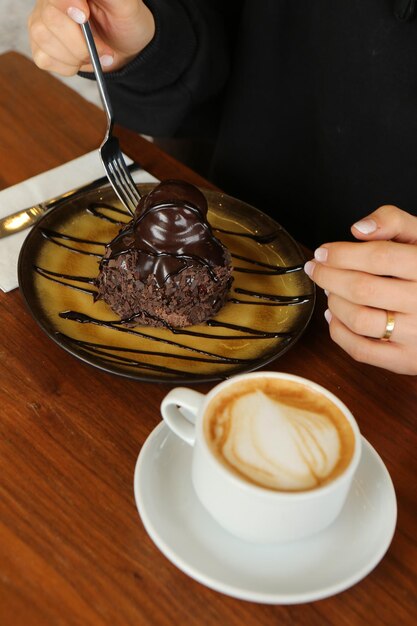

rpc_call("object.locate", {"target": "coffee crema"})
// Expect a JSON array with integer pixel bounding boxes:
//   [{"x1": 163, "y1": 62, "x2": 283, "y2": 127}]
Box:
[{"x1": 203, "y1": 378, "x2": 356, "y2": 492}]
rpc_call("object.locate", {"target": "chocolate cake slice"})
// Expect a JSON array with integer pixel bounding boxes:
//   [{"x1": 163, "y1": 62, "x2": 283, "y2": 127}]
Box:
[{"x1": 95, "y1": 180, "x2": 233, "y2": 327}]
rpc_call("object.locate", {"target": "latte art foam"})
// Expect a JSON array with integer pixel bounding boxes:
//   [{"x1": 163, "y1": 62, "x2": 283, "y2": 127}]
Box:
[{"x1": 204, "y1": 378, "x2": 356, "y2": 492}]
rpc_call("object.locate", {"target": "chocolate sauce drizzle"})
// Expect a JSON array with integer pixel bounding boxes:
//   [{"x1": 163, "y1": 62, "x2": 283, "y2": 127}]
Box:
[
  {"x1": 33, "y1": 188, "x2": 314, "y2": 380},
  {"x1": 230, "y1": 252, "x2": 303, "y2": 274},
  {"x1": 58, "y1": 335, "x2": 292, "y2": 378},
  {"x1": 34, "y1": 266, "x2": 97, "y2": 296},
  {"x1": 41, "y1": 228, "x2": 104, "y2": 257},
  {"x1": 58, "y1": 334, "x2": 252, "y2": 364},
  {"x1": 215, "y1": 227, "x2": 282, "y2": 245},
  {"x1": 59, "y1": 310, "x2": 293, "y2": 340},
  {"x1": 230, "y1": 288, "x2": 311, "y2": 306},
  {"x1": 57, "y1": 333, "x2": 232, "y2": 377},
  {"x1": 87, "y1": 202, "x2": 130, "y2": 224}
]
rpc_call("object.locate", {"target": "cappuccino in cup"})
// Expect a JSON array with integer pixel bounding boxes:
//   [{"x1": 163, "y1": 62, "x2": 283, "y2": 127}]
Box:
[
  {"x1": 161, "y1": 372, "x2": 361, "y2": 543},
  {"x1": 203, "y1": 377, "x2": 356, "y2": 492}
]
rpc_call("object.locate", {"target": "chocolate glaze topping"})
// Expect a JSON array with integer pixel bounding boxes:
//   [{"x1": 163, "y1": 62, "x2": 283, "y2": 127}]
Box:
[{"x1": 100, "y1": 180, "x2": 229, "y2": 287}]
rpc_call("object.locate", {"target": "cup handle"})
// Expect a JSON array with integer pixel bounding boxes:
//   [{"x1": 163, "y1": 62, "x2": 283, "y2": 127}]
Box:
[{"x1": 160, "y1": 387, "x2": 205, "y2": 446}]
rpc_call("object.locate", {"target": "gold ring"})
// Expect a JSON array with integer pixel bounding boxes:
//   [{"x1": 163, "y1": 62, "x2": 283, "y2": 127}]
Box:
[{"x1": 381, "y1": 310, "x2": 395, "y2": 341}]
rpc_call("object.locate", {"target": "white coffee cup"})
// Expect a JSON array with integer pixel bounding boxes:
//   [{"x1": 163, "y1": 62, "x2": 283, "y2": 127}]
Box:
[{"x1": 160, "y1": 371, "x2": 362, "y2": 543}]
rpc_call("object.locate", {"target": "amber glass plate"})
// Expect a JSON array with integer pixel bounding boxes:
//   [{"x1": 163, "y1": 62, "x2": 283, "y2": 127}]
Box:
[{"x1": 18, "y1": 183, "x2": 315, "y2": 383}]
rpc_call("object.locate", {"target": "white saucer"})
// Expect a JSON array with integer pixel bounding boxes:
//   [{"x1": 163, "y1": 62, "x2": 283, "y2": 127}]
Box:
[{"x1": 133, "y1": 423, "x2": 397, "y2": 604}]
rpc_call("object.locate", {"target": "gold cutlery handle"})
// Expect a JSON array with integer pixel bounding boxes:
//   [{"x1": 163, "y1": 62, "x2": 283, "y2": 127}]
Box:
[
  {"x1": 0, "y1": 162, "x2": 141, "y2": 238},
  {"x1": 0, "y1": 205, "x2": 47, "y2": 236}
]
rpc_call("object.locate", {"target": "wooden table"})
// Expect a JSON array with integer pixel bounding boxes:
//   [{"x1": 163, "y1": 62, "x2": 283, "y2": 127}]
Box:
[{"x1": 0, "y1": 52, "x2": 416, "y2": 626}]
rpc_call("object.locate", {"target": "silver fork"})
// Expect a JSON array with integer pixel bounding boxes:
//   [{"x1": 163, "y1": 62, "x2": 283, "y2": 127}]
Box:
[{"x1": 81, "y1": 21, "x2": 141, "y2": 216}]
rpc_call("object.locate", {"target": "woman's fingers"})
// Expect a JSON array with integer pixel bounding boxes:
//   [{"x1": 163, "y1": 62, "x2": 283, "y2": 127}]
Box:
[
  {"x1": 304, "y1": 260, "x2": 417, "y2": 314},
  {"x1": 323, "y1": 311, "x2": 417, "y2": 374},
  {"x1": 29, "y1": 1, "x2": 114, "y2": 74},
  {"x1": 313, "y1": 239, "x2": 417, "y2": 281},
  {"x1": 30, "y1": 14, "x2": 86, "y2": 70},
  {"x1": 31, "y1": 45, "x2": 81, "y2": 75},
  {"x1": 326, "y1": 293, "x2": 417, "y2": 344},
  {"x1": 29, "y1": 0, "x2": 155, "y2": 75},
  {"x1": 306, "y1": 204, "x2": 417, "y2": 374},
  {"x1": 351, "y1": 204, "x2": 417, "y2": 243},
  {"x1": 39, "y1": 5, "x2": 90, "y2": 58},
  {"x1": 327, "y1": 295, "x2": 392, "y2": 340},
  {"x1": 305, "y1": 216, "x2": 417, "y2": 316}
]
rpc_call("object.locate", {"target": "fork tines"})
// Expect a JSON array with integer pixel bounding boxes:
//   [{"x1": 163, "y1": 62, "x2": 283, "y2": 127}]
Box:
[{"x1": 100, "y1": 137, "x2": 141, "y2": 216}]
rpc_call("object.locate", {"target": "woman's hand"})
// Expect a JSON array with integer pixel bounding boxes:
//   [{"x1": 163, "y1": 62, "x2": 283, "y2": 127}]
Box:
[
  {"x1": 304, "y1": 205, "x2": 417, "y2": 374},
  {"x1": 28, "y1": 0, "x2": 155, "y2": 74}
]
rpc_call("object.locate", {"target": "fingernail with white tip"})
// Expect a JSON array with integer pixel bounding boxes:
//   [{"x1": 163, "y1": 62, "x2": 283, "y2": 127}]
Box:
[
  {"x1": 100, "y1": 55, "x2": 114, "y2": 67},
  {"x1": 353, "y1": 218, "x2": 377, "y2": 234},
  {"x1": 304, "y1": 260, "x2": 315, "y2": 278},
  {"x1": 324, "y1": 309, "x2": 332, "y2": 324},
  {"x1": 67, "y1": 7, "x2": 87, "y2": 24},
  {"x1": 314, "y1": 247, "x2": 328, "y2": 262}
]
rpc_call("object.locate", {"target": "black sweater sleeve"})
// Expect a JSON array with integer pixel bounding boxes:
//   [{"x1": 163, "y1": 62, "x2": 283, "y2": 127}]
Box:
[{"x1": 82, "y1": 0, "x2": 234, "y2": 138}]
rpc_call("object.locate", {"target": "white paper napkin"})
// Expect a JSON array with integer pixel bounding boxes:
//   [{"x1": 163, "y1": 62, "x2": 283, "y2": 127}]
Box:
[{"x1": 0, "y1": 150, "x2": 158, "y2": 292}]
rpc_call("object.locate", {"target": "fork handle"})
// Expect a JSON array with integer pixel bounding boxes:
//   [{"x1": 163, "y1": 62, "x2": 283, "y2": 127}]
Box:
[{"x1": 81, "y1": 21, "x2": 113, "y2": 131}]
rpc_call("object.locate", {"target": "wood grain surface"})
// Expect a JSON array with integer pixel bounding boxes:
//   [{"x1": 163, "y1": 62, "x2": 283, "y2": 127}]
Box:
[{"x1": 0, "y1": 52, "x2": 416, "y2": 626}]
